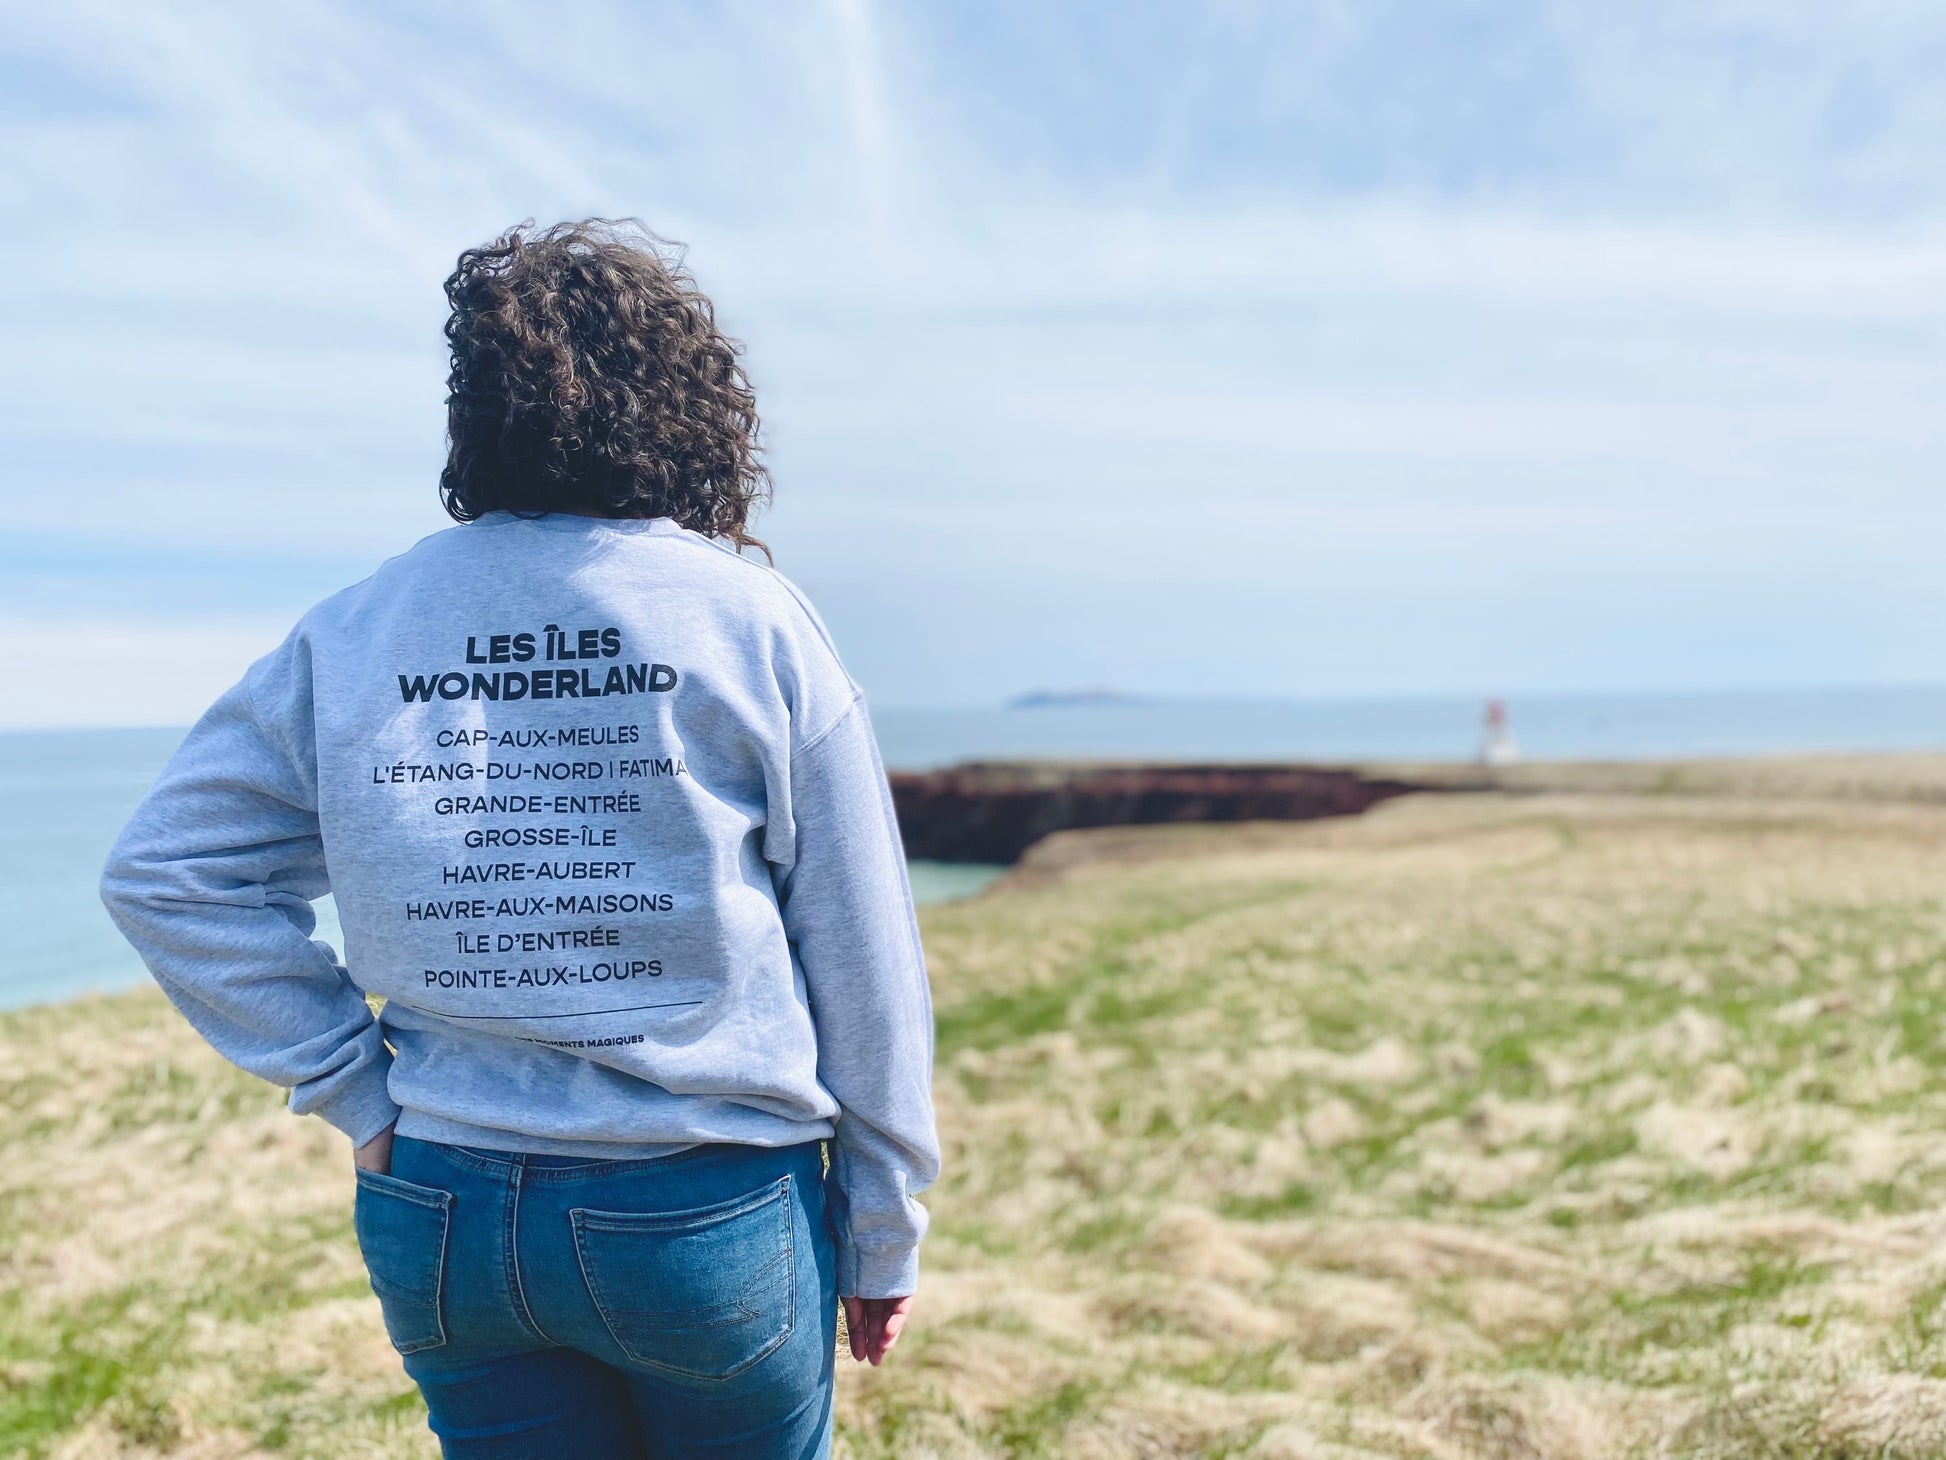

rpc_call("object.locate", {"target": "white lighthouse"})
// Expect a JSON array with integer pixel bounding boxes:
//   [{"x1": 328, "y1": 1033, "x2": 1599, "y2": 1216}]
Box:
[{"x1": 1479, "y1": 698, "x2": 1520, "y2": 767}]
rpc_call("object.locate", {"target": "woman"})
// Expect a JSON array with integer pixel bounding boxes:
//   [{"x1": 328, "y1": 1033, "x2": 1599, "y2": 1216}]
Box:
[{"x1": 101, "y1": 219, "x2": 938, "y2": 1459}]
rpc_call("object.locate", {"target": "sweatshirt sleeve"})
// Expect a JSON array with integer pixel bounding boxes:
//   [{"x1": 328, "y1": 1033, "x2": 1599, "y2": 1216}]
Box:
[
  {"x1": 775, "y1": 698, "x2": 939, "y2": 1298},
  {"x1": 99, "y1": 644, "x2": 400, "y2": 1147}
]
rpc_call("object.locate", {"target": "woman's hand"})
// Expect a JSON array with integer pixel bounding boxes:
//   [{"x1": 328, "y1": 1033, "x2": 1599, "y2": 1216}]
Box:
[
  {"x1": 353, "y1": 1123, "x2": 395, "y2": 1176},
  {"x1": 841, "y1": 1295, "x2": 913, "y2": 1366}
]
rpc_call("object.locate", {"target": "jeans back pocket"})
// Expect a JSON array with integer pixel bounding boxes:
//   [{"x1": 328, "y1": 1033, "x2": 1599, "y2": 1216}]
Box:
[
  {"x1": 354, "y1": 1168, "x2": 454, "y2": 1355},
  {"x1": 570, "y1": 1173, "x2": 796, "y2": 1381}
]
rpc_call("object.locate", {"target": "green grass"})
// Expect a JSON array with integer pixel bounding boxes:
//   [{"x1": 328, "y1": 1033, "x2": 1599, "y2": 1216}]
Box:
[{"x1": 11, "y1": 789, "x2": 1946, "y2": 1455}]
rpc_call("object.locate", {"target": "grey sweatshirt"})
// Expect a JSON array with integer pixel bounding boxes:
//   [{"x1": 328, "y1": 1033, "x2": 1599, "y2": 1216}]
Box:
[{"x1": 100, "y1": 512, "x2": 938, "y2": 1298}]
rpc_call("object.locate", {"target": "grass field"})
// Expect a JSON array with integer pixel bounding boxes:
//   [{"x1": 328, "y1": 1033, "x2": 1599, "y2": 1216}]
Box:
[{"x1": 5, "y1": 774, "x2": 1946, "y2": 1456}]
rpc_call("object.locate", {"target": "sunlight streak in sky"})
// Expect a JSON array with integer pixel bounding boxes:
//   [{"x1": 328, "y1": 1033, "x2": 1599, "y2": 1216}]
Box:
[{"x1": 3, "y1": 1, "x2": 1943, "y2": 724}]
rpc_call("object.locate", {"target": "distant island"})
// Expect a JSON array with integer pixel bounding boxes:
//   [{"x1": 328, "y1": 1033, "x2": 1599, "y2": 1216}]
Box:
[{"x1": 1005, "y1": 688, "x2": 1149, "y2": 710}]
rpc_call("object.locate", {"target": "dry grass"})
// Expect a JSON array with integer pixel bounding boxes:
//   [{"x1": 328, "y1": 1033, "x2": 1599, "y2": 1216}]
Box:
[
  {"x1": 1372, "y1": 751, "x2": 1946, "y2": 805},
  {"x1": 7, "y1": 786, "x2": 1946, "y2": 1456}
]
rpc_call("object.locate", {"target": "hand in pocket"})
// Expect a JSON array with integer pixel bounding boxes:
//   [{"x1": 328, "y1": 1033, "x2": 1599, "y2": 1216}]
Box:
[{"x1": 354, "y1": 1122, "x2": 395, "y2": 1177}]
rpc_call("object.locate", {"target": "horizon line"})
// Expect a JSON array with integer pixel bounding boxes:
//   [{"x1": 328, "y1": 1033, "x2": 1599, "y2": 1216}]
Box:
[{"x1": 2, "y1": 678, "x2": 1941, "y2": 736}]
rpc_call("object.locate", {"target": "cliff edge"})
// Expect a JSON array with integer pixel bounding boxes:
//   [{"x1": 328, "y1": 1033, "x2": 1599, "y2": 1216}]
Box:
[{"x1": 887, "y1": 761, "x2": 1423, "y2": 863}]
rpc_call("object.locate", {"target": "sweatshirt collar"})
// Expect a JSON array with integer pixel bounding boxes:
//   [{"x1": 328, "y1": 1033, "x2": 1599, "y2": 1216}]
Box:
[{"x1": 475, "y1": 512, "x2": 684, "y2": 535}]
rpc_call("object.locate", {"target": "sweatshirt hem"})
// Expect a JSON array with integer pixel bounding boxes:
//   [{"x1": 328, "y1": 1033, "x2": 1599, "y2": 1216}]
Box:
[
  {"x1": 394, "y1": 1108, "x2": 834, "y2": 1161},
  {"x1": 300, "y1": 1061, "x2": 402, "y2": 1148}
]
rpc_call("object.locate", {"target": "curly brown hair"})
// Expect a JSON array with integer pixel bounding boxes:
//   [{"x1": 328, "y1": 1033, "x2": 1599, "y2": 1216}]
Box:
[{"x1": 439, "y1": 219, "x2": 771, "y2": 550}]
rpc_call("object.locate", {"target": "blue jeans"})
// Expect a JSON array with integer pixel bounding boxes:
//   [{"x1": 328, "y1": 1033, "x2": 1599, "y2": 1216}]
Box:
[{"x1": 354, "y1": 1136, "x2": 838, "y2": 1459}]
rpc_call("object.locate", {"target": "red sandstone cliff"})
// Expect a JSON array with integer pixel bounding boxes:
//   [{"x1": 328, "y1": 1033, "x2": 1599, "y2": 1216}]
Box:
[{"x1": 886, "y1": 762, "x2": 1422, "y2": 863}]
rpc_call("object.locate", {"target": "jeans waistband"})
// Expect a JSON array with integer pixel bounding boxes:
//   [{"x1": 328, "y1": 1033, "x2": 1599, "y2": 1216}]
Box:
[{"x1": 399, "y1": 1133, "x2": 820, "y2": 1184}]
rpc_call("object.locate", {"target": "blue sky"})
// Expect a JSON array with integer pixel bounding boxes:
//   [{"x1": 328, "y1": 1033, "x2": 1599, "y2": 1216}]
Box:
[{"x1": 4, "y1": 1, "x2": 1944, "y2": 725}]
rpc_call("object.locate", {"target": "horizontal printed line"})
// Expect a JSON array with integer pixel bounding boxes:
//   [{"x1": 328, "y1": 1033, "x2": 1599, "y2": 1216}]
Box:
[{"x1": 391, "y1": 999, "x2": 704, "y2": 1022}]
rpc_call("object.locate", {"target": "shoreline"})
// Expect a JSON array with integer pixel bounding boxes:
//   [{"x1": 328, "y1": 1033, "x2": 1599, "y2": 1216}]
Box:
[{"x1": 12, "y1": 749, "x2": 1945, "y2": 1017}]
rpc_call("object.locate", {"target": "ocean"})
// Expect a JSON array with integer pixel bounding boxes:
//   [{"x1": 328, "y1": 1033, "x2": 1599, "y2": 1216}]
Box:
[
  {"x1": 872, "y1": 686, "x2": 1946, "y2": 768},
  {"x1": 0, "y1": 727, "x2": 1013, "y2": 1013},
  {"x1": 3, "y1": 684, "x2": 1939, "y2": 1011}
]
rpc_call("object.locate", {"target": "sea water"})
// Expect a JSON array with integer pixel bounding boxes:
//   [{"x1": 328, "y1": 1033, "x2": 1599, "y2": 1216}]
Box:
[
  {"x1": 3, "y1": 684, "x2": 1939, "y2": 1011},
  {"x1": 873, "y1": 686, "x2": 1946, "y2": 769},
  {"x1": 0, "y1": 727, "x2": 1007, "y2": 1011}
]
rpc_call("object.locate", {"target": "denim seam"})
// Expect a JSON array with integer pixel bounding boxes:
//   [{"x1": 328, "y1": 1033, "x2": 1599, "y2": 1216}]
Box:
[
  {"x1": 431, "y1": 1141, "x2": 718, "y2": 1182},
  {"x1": 502, "y1": 1162, "x2": 556, "y2": 1347},
  {"x1": 521, "y1": 1144, "x2": 720, "y2": 1184},
  {"x1": 410, "y1": 1189, "x2": 454, "y2": 1354},
  {"x1": 432, "y1": 1144, "x2": 517, "y2": 1179},
  {"x1": 354, "y1": 1167, "x2": 450, "y2": 1210},
  {"x1": 572, "y1": 1173, "x2": 796, "y2": 1231}
]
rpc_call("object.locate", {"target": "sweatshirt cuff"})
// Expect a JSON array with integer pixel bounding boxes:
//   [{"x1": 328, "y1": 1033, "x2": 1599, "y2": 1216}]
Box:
[
  {"x1": 839, "y1": 1240, "x2": 920, "y2": 1300},
  {"x1": 302, "y1": 1056, "x2": 401, "y2": 1147}
]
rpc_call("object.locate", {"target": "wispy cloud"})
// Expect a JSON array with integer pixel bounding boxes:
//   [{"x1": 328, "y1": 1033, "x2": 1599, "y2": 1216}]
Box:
[
  {"x1": 3, "y1": 1, "x2": 1943, "y2": 721},
  {"x1": 830, "y1": 0, "x2": 898, "y2": 252}
]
